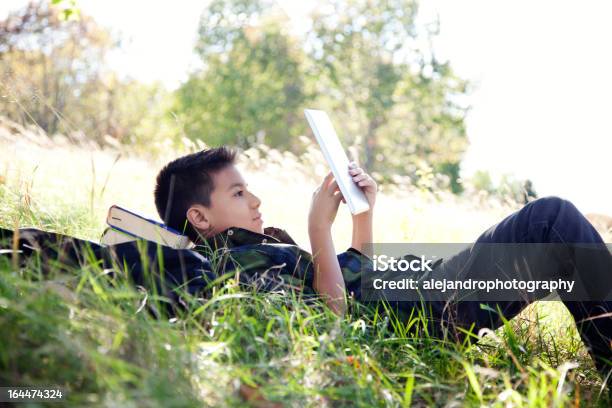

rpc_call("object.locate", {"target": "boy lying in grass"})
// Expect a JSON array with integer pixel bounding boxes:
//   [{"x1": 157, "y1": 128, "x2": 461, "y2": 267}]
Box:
[
  {"x1": 154, "y1": 146, "x2": 612, "y2": 383},
  {"x1": 154, "y1": 146, "x2": 375, "y2": 316}
]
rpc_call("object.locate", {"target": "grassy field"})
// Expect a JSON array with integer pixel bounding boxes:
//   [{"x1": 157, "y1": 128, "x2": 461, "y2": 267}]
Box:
[{"x1": 1, "y1": 126, "x2": 611, "y2": 406}]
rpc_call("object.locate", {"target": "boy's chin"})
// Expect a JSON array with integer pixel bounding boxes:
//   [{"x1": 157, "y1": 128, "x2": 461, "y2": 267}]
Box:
[{"x1": 243, "y1": 224, "x2": 264, "y2": 235}]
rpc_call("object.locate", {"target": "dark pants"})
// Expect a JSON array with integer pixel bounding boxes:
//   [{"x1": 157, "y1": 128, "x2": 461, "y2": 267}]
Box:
[{"x1": 432, "y1": 196, "x2": 612, "y2": 378}]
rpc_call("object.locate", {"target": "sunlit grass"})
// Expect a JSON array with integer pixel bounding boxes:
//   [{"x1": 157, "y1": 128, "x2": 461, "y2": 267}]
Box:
[{"x1": 1, "y1": 130, "x2": 611, "y2": 406}]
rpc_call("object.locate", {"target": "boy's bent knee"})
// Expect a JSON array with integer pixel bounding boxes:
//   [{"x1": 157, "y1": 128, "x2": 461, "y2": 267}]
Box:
[
  {"x1": 532, "y1": 195, "x2": 564, "y2": 207},
  {"x1": 530, "y1": 195, "x2": 578, "y2": 215},
  {"x1": 523, "y1": 196, "x2": 582, "y2": 230}
]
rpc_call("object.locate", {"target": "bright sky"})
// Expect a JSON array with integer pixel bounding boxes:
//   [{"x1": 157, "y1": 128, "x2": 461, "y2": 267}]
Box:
[{"x1": 1, "y1": 0, "x2": 610, "y2": 214}]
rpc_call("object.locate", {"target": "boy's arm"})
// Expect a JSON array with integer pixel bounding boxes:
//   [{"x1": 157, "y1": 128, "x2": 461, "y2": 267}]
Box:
[
  {"x1": 307, "y1": 163, "x2": 377, "y2": 315},
  {"x1": 309, "y1": 225, "x2": 346, "y2": 315},
  {"x1": 351, "y1": 211, "x2": 373, "y2": 253},
  {"x1": 308, "y1": 172, "x2": 347, "y2": 316},
  {"x1": 347, "y1": 162, "x2": 377, "y2": 253}
]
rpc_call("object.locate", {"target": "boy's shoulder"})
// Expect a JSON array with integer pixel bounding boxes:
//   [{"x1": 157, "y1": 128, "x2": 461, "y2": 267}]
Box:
[{"x1": 263, "y1": 226, "x2": 298, "y2": 246}]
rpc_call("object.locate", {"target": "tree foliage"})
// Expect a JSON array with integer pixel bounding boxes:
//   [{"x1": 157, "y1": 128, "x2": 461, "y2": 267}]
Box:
[
  {"x1": 0, "y1": 1, "x2": 114, "y2": 139},
  {"x1": 175, "y1": 0, "x2": 308, "y2": 150},
  {"x1": 177, "y1": 0, "x2": 471, "y2": 192},
  {"x1": 1, "y1": 0, "x2": 475, "y2": 193},
  {"x1": 0, "y1": 1, "x2": 176, "y2": 149},
  {"x1": 307, "y1": 0, "x2": 470, "y2": 192}
]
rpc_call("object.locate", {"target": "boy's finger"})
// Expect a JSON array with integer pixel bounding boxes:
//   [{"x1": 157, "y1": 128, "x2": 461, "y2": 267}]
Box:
[
  {"x1": 328, "y1": 179, "x2": 339, "y2": 193},
  {"x1": 352, "y1": 173, "x2": 368, "y2": 182},
  {"x1": 322, "y1": 171, "x2": 334, "y2": 187},
  {"x1": 336, "y1": 190, "x2": 346, "y2": 203},
  {"x1": 331, "y1": 183, "x2": 346, "y2": 203},
  {"x1": 332, "y1": 185, "x2": 344, "y2": 202},
  {"x1": 332, "y1": 190, "x2": 343, "y2": 203}
]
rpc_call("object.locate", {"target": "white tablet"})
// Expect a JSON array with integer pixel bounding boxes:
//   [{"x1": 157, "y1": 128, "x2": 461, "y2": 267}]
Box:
[{"x1": 304, "y1": 109, "x2": 371, "y2": 215}]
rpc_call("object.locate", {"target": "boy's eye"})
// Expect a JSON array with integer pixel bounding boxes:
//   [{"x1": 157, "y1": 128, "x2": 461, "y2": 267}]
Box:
[{"x1": 234, "y1": 190, "x2": 244, "y2": 197}]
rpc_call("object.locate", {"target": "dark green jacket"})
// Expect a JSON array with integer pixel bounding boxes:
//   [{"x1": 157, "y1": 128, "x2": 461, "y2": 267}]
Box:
[{"x1": 194, "y1": 226, "x2": 372, "y2": 297}]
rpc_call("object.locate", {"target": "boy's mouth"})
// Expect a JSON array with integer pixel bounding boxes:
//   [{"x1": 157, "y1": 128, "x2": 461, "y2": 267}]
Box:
[{"x1": 253, "y1": 213, "x2": 262, "y2": 222}]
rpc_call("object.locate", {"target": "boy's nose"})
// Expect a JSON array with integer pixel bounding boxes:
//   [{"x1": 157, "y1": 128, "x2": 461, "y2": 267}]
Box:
[{"x1": 249, "y1": 192, "x2": 261, "y2": 208}]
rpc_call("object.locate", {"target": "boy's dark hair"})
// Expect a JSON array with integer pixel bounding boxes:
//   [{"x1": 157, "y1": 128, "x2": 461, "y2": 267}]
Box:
[{"x1": 154, "y1": 147, "x2": 237, "y2": 241}]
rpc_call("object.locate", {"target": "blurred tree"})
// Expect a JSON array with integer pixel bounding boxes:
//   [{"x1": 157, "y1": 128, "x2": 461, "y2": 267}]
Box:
[
  {"x1": 175, "y1": 0, "x2": 308, "y2": 150},
  {"x1": 307, "y1": 0, "x2": 470, "y2": 192},
  {"x1": 0, "y1": 1, "x2": 177, "y2": 149},
  {"x1": 466, "y1": 170, "x2": 537, "y2": 204},
  {"x1": 497, "y1": 173, "x2": 527, "y2": 205},
  {"x1": 0, "y1": 1, "x2": 113, "y2": 140},
  {"x1": 115, "y1": 80, "x2": 183, "y2": 154},
  {"x1": 471, "y1": 170, "x2": 495, "y2": 193}
]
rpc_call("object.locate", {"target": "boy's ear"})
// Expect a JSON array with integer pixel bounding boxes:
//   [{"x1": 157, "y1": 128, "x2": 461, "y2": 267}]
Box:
[{"x1": 186, "y1": 205, "x2": 211, "y2": 233}]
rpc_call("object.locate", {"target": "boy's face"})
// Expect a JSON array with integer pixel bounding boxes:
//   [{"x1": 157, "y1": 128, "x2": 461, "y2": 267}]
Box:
[{"x1": 191, "y1": 164, "x2": 264, "y2": 237}]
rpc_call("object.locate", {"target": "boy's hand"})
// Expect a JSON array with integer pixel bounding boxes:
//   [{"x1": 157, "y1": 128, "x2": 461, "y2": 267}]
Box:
[
  {"x1": 346, "y1": 161, "x2": 377, "y2": 210},
  {"x1": 308, "y1": 171, "x2": 343, "y2": 231}
]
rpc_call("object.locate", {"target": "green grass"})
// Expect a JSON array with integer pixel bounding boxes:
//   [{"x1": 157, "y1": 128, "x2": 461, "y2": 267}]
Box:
[
  {"x1": 1, "y1": 236, "x2": 608, "y2": 407},
  {"x1": 1, "y1": 139, "x2": 611, "y2": 406}
]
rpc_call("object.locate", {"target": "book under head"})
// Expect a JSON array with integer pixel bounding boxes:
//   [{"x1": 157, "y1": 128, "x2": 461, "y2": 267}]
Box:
[{"x1": 101, "y1": 205, "x2": 194, "y2": 249}]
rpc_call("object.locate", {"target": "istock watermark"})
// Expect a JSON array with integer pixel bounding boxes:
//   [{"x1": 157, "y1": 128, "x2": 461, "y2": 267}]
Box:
[
  {"x1": 357, "y1": 243, "x2": 612, "y2": 302},
  {"x1": 372, "y1": 254, "x2": 437, "y2": 272},
  {"x1": 371, "y1": 277, "x2": 575, "y2": 293}
]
